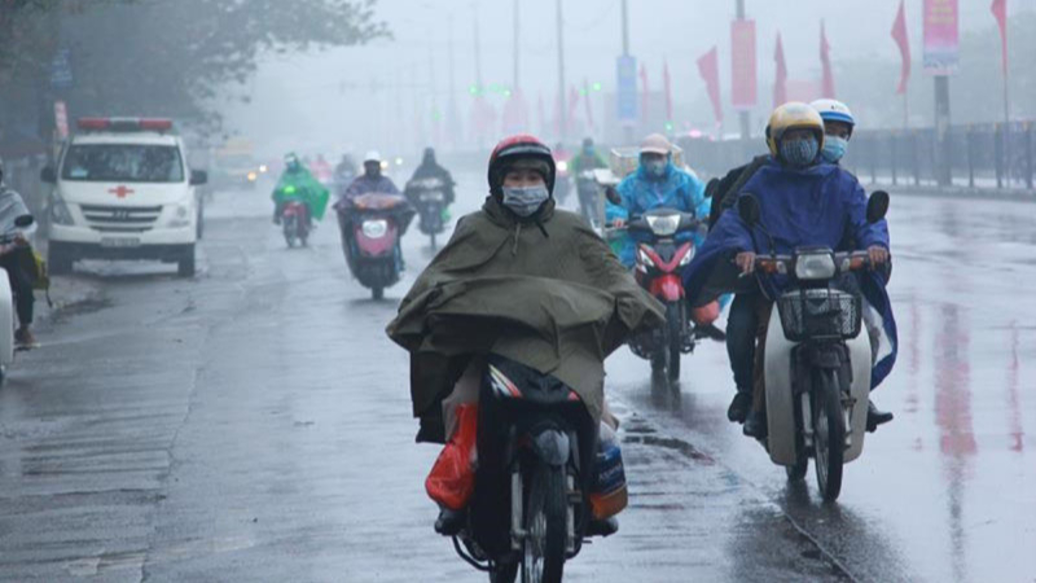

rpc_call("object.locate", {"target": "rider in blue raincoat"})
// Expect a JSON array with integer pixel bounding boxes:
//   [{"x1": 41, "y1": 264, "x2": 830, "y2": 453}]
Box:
[
  {"x1": 683, "y1": 103, "x2": 897, "y2": 438},
  {"x1": 606, "y1": 134, "x2": 711, "y2": 266}
]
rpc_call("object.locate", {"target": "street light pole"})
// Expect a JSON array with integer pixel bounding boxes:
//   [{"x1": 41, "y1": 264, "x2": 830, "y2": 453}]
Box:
[
  {"x1": 556, "y1": 0, "x2": 566, "y2": 143},
  {"x1": 621, "y1": 0, "x2": 633, "y2": 144},
  {"x1": 736, "y1": 0, "x2": 751, "y2": 140}
]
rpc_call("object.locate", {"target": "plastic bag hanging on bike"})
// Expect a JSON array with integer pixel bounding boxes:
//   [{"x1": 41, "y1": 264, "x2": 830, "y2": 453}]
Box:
[{"x1": 425, "y1": 403, "x2": 478, "y2": 511}]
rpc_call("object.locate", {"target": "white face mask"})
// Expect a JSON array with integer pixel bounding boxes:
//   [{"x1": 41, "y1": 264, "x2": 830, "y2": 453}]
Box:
[{"x1": 502, "y1": 185, "x2": 550, "y2": 217}]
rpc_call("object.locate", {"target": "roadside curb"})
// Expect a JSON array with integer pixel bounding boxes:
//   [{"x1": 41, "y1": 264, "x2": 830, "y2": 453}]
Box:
[{"x1": 866, "y1": 184, "x2": 1035, "y2": 203}]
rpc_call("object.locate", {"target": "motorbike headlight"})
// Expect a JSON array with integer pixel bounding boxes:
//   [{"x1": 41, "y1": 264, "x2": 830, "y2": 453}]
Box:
[
  {"x1": 50, "y1": 196, "x2": 74, "y2": 226},
  {"x1": 419, "y1": 191, "x2": 444, "y2": 202},
  {"x1": 361, "y1": 219, "x2": 389, "y2": 239},
  {"x1": 794, "y1": 252, "x2": 837, "y2": 280},
  {"x1": 556, "y1": 160, "x2": 569, "y2": 173},
  {"x1": 247, "y1": 171, "x2": 258, "y2": 182},
  {"x1": 645, "y1": 214, "x2": 680, "y2": 237}
]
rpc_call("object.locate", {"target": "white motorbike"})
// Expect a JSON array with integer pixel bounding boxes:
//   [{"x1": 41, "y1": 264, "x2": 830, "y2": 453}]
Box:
[
  {"x1": 737, "y1": 192, "x2": 889, "y2": 501},
  {"x1": 0, "y1": 214, "x2": 36, "y2": 385}
]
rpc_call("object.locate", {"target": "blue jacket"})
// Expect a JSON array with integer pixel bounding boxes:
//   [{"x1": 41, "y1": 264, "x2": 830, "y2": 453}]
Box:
[
  {"x1": 344, "y1": 174, "x2": 400, "y2": 198},
  {"x1": 606, "y1": 162, "x2": 709, "y2": 266},
  {"x1": 683, "y1": 158, "x2": 897, "y2": 388}
]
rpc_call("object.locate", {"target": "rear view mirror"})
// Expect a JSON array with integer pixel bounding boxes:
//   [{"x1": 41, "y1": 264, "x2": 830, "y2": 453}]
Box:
[
  {"x1": 40, "y1": 166, "x2": 57, "y2": 184},
  {"x1": 14, "y1": 214, "x2": 34, "y2": 228},
  {"x1": 737, "y1": 194, "x2": 761, "y2": 227},
  {"x1": 190, "y1": 169, "x2": 208, "y2": 186},
  {"x1": 867, "y1": 190, "x2": 890, "y2": 224},
  {"x1": 605, "y1": 186, "x2": 621, "y2": 205}
]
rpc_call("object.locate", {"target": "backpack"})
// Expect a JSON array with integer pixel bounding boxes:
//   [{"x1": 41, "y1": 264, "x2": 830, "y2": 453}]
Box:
[{"x1": 707, "y1": 155, "x2": 770, "y2": 230}]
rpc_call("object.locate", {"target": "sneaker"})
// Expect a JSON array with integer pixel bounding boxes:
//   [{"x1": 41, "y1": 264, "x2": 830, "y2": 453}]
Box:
[
  {"x1": 727, "y1": 392, "x2": 752, "y2": 423},
  {"x1": 743, "y1": 409, "x2": 768, "y2": 439},
  {"x1": 693, "y1": 323, "x2": 727, "y2": 342},
  {"x1": 866, "y1": 400, "x2": 894, "y2": 432},
  {"x1": 14, "y1": 327, "x2": 35, "y2": 348},
  {"x1": 434, "y1": 507, "x2": 466, "y2": 536}
]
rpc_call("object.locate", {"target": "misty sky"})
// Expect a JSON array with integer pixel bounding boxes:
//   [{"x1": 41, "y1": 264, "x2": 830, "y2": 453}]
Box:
[{"x1": 227, "y1": 0, "x2": 1030, "y2": 158}]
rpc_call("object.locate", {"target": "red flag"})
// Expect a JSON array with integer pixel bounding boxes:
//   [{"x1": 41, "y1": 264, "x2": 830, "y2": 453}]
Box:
[
  {"x1": 663, "y1": 60, "x2": 673, "y2": 122},
  {"x1": 639, "y1": 62, "x2": 650, "y2": 122},
  {"x1": 820, "y1": 20, "x2": 835, "y2": 98},
  {"x1": 583, "y1": 79, "x2": 596, "y2": 131},
  {"x1": 773, "y1": 33, "x2": 788, "y2": 108},
  {"x1": 991, "y1": 0, "x2": 1008, "y2": 75},
  {"x1": 696, "y1": 46, "x2": 722, "y2": 123},
  {"x1": 891, "y1": 0, "x2": 911, "y2": 94}
]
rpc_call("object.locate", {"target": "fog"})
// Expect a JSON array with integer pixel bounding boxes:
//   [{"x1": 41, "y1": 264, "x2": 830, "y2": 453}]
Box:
[{"x1": 225, "y1": 0, "x2": 1034, "y2": 160}]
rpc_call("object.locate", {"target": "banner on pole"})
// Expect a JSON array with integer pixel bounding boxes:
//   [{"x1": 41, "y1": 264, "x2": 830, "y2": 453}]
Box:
[
  {"x1": 923, "y1": 0, "x2": 959, "y2": 74},
  {"x1": 731, "y1": 20, "x2": 758, "y2": 110}
]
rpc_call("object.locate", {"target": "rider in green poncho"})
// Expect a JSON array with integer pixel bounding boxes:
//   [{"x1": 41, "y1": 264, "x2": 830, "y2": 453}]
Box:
[{"x1": 272, "y1": 153, "x2": 330, "y2": 225}]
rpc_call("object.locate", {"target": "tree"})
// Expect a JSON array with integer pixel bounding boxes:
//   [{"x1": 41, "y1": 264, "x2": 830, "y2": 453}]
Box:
[{"x1": 2, "y1": 0, "x2": 389, "y2": 138}]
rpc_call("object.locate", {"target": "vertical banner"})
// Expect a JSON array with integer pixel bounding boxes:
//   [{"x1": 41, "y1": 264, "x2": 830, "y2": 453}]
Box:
[
  {"x1": 731, "y1": 20, "x2": 757, "y2": 110},
  {"x1": 923, "y1": 0, "x2": 959, "y2": 73},
  {"x1": 54, "y1": 101, "x2": 69, "y2": 140},
  {"x1": 696, "y1": 47, "x2": 722, "y2": 123},
  {"x1": 616, "y1": 55, "x2": 638, "y2": 125}
]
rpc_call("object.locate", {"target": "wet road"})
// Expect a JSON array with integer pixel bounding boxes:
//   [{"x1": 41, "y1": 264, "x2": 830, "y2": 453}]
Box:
[{"x1": 0, "y1": 174, "x2": 1031, "y2": 582}]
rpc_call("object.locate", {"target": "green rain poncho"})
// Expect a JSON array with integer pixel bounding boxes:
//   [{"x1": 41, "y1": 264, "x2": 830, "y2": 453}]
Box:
[{"x1": 272, "y1": 168, "x2": 330, "y2": 220}]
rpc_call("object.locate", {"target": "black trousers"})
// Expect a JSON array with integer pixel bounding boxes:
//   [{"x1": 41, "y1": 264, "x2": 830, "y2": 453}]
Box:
[{"x1": 0, "y1": 248, "x2": 34, "y2": 327}]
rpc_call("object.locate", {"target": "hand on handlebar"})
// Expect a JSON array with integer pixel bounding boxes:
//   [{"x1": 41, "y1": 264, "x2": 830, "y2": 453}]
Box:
[
  {"x1": 735, "y1": 251, "x2": 756, "y2": 275},
  {"x1": 867, "y1": 245, "x2": 889, "y2": 266},
  {"x1": 611, "y1": 218, "x2": 626, "y2": 229},
  {"x1": 13, "y1": 233, "x2": 28, "y2": 248}
]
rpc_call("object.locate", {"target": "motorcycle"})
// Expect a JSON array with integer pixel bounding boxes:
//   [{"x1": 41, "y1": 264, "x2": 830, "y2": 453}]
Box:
[
  {"x1": 280, "y1": 200, "x2": 311, "y2": 248},
  {"x1": 452, "y1": 354, "x2": 599, "y2": 583},
  {"x1": 405, "y1": 177, "x2": 448, "y2": 250},
  {"x1": 736, "y1": 191, "x2": 889, "y2": 501},
  {"x1": 575, "y1": 171, "x2": 600, "y2": 228},
  {"x1": 0, "y1": 214, "x2": 36, "y2": 385},
  {"x1": 610, "y1": 207, "x2": 701, "y2": 384},
  {"x1": 335, "y1": 192, "x2": 414, "y2": 300}
]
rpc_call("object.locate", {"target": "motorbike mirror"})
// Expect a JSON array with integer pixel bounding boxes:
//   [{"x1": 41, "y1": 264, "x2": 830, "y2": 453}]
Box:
[
  {"x1": 14, "y1": 214, "x2": 34, "y2": 228},
  {"x1": 605, "y1": 186, "x2": 622, "y2": 205},
  {"x1": 737, "y1": 194, "x2": 761, "y2": 227},
  {"x1": 867, "y1": 190, "x2": 890, "y2": 224},
  {"x1": 40, "y1": 166, "x2": 57, "y2": 184}
]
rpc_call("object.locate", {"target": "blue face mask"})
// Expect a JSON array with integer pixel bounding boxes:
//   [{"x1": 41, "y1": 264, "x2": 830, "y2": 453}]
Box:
[
  {"x1": 646, "y1": 160, "x2": 667, "y2": 177},
  {"x1": 780, "y1": 137, "x2": 819, "y2": 168},
  {"x1": 821, "y1": 136, "x2": 848, "y2": 163},
  {"x1": 502, "y1": 185, "x2": 550, "y2": 217}
]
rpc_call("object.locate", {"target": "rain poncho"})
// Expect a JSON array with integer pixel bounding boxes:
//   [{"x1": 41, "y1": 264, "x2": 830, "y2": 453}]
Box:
[
  {"x1": 344, "y1": 174, "x2": 400, "y2": 198},
  {"x1": 605, "y1": 161, "x2": 710, "y2": 267},
  {"x1": 272, "y1": 168, "x2": 330, "y2": 220},
  {"x1": 682, "y1": 158, "x2": 897, "y2": 388},
  {"x1": 0, "y1": 186, "x2": 33, "y2": 235},
  {"x1": 386, "y1": 197, "x2": 665, "y2": 443}
]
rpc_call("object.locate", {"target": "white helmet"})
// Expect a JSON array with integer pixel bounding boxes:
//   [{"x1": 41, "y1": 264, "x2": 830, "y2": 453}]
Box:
[
  {"x1": 363, "y1": 150, "x2": 382, "y2": 164},
  {"x1": 810, "y1": 99, "x2": 855, "y2": 137}
]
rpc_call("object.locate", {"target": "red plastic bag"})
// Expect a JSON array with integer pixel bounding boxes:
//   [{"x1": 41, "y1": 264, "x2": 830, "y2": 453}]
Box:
[{"x1": 425, "y1": 404, "x2": 478, "y2": 510}]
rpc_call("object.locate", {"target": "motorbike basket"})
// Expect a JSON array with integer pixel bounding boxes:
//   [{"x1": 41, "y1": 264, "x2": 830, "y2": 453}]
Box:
[{"x1": 777, "y1": 288, "x2": 862, "y2": 342}]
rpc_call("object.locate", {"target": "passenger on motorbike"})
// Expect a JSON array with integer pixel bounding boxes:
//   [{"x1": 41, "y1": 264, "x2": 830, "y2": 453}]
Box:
[
  {"x1": 387, "y1": 135, "x2": 664, "y2": 537},
  {"x1": 405, "y1": 147, "x2": 456, "y2": 206},
  {"x1": 811, "y1": 98, "x2": 855, "y2": 165},
  {"x1": 271, "y1": 152, "x2": 330, "y2": 225},
  {"x1": 0, "y1": 157, "x2": 37, "y2": 348},
  {"x1": 683, "y1": 102, "x2": 896, "y2": 438}
]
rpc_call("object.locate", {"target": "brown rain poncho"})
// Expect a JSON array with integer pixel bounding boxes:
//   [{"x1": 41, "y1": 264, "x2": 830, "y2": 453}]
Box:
[{"x1": 386, "y1": 197, "x2": 665, "y2": 443}]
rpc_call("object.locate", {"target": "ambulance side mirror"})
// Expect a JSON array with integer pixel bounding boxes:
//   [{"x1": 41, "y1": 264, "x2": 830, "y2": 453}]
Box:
[
  {"x1": 40, "y1": 166, "x2": 57, "y2": 184},
  {"x1": 190, "y1": 169, "x2": 208, "y2": 186}
]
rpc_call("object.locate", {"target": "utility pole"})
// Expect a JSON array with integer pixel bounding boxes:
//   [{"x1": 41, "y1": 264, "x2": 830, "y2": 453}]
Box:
[
  {"x1": 736, "y1": 0, "x2": 751, "y2": 140},
  {"x1": 621, "y1": 0, "x2": 633, "y2": 144},
  {"x1": 556, "y1": 0, "x2": 566, "y2": 143},
  {"x1": 513, "y1": 0, "x2": 520, "y2": 90},
  {"x1": 447, "y1": 13, "x2": 459, "y2": 151},
  {"x1": 934, "y1": 75, "x2": 952, "y2": 186}
]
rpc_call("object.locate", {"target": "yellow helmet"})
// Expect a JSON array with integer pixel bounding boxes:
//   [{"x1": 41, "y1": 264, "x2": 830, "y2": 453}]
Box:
[{"x1": 765, "y1": 102, "x2": 826, "y2": 157}]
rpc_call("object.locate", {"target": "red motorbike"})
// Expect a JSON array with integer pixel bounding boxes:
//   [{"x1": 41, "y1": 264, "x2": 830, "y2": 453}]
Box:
[
  {"x1": 622, "y1": 208, "x2": 704, "y2": 383},
  {"x1": 281, "y1": 200, "x2": 311, "y2": 248},
  {"x1": 335, "y1": 193, "x2": 414, "y2": 300}
]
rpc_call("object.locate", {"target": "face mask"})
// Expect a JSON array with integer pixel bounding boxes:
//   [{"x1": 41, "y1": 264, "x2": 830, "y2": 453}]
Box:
[
  {"x1": 502, "y1": 185, "x2": 550, "y2": 217},
  {"x1": 821, "y1": 136, "x2": 848, "y2": 163},
  {"x1": 780, "y1": 137, "x2": 819, "y2": 168},
  {"x1": 646, "y1": 160, "x2": 667, "y2": 177}
]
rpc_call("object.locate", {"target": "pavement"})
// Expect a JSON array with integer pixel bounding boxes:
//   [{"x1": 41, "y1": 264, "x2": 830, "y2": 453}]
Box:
[{"x1": 0, "y1": 174, "x2": 1031, "y2": 582}]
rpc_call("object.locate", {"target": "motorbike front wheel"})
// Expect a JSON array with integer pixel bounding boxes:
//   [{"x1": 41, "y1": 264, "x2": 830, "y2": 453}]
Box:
[
  {"x1": 666, "y1": 303, "x2": 683, "y2": 383},
  {"x1": 522, "y1": 465, "x2": 566, "y2": 583},
  {"x1": 283, "y1": 216, "x2": 297, "y2": 248},
  {"x1": 813, "y1": 369, "x2": 846, "y2": 501},
  {"x1": 489, "y1": 561, "x2": 519, "y2": 583}
]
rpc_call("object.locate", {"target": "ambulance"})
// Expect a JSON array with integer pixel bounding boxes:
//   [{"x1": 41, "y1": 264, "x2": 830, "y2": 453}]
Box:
[{"x1": 40, "y1": 118, "x2": 206, "y2": 277}]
